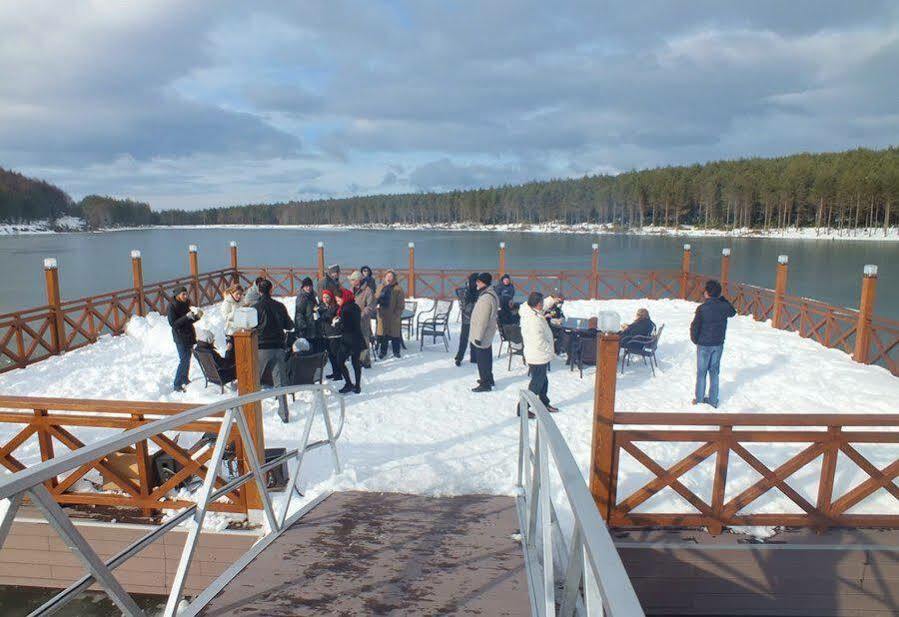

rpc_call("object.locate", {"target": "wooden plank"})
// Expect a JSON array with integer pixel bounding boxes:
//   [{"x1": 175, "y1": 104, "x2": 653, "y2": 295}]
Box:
[{"x1": 613, "y1": 412, "x2": 899, "y2": 426}]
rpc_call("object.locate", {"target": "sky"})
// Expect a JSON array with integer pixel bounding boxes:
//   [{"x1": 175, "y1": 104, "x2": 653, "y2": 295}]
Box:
[{"x1": 1, "y1": 1, "x2": 898, "y2": 210}]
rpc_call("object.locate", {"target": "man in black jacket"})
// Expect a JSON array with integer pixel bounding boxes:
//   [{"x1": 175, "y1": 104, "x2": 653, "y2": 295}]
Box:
[
  {"x1": 167, "y1": 286, "x2": 202, "y2": 392},
  {"x1": 254, "y1": 279, "x2": 294, "y2": 422},
  {"x1": 690, "y1": 279, "x2": 737, "y2": 408}
]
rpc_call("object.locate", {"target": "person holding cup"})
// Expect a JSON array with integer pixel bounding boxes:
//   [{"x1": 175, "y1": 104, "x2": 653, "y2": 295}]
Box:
[{"x1": 167, "y1": 285, "x2": 203, "y2": 392}]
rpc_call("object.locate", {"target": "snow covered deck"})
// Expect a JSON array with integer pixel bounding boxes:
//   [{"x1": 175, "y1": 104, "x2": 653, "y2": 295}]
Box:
[{"x1": 0, "y1": 297, "x2": 896, "y2": 528}]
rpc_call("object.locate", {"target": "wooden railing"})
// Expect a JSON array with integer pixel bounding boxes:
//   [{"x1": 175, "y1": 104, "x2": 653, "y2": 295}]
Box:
[
  {"x1": 0, "y1": 254, "x2": 896, "y2": 376},
  {"x1": 0, "y1": 396, "x2": 247, "y2": 515},
  {"x1": 604, "y1": 412, "x2": 899, "y2": 533}
]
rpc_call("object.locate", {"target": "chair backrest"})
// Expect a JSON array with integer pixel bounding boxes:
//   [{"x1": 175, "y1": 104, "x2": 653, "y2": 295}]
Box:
[
  {"x1": 288, "y1": 351, "x2": 328, "y2": 385},
  {"x1": 404, "y1": 300, "x2": 418, "y2": 314},
  {"x1": 503, "y1": 323, "x2": 524, "y2": 345},
  {"x1": 648, "y1": 324, "x2": 664, "y2": 351},
  {"x1": 192, "y1": 348, "x2": 224, "y2": 385},
  {"x1": 435, "y1": 299, "x2": 453, "y2": 317},
  {"x1": 578, "y1": 332, "x2": 598, "y2": 364}
]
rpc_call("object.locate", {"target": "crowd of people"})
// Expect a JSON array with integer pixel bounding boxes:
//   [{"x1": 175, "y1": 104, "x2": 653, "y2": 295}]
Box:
[
  {"x1": 167, "y1": 264, "x2": 736, "y2": 422},
  {"x1": 166, "y1": 265, "x2": 408, "y2": 416}
]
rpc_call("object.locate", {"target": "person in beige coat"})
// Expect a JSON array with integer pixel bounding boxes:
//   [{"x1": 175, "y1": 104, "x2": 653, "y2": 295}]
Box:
[
  {"x1": 469, "y1": 272, "x2": 499, "y2": 392},
  {"x1": 349, "y1": 270, "x2": 376, "y2": 367},
  {"x1": 520, "y1": 291, "x2": 559, "y2": 416},
  {"x1": 375, "y1": 270, "x2": 405, "y2": 359}
]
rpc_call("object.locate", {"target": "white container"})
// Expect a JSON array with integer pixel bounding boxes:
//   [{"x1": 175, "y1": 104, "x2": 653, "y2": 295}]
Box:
[{"x1": 233, "y1": 307, "x2": 258, "y2": 330}]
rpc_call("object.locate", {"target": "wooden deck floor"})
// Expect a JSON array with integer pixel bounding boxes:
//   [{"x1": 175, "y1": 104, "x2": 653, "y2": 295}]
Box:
[{"x1": 200, "y1": 491, "x2": 531, "y2": 616}]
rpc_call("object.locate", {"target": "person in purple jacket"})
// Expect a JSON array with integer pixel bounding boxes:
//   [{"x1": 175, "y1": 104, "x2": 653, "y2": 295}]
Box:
[{"x1": 690, "y1": 279, "x2": 736, "y2": 408}]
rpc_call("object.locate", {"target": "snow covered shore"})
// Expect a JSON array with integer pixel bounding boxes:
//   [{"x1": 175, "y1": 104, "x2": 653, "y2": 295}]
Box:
[
  {"x1": 0, "y1": 297, "x2": 895, "y2": 535},
  {"x1": 2, "y1": 219, "x2": 897, "y2": 241}
]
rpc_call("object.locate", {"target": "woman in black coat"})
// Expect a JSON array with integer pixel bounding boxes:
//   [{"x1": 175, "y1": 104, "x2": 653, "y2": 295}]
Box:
[
  {"x1": 317, "y1": 289, "x2": 343, "y2": 380},
  {"x1": 334, "y1": 289, "x2": 365, "y2": 394},
  {"x1": 620, "y1": 308, "x2": 656, "y2": 352}
]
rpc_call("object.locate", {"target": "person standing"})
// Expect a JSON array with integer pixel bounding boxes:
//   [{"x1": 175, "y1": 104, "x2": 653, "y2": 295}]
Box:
[
  {"x1": 690, "y1": 279, "x2": 736, "y2": 408},
  {"x1": 495, "y1": 273, "x2": 519, "y2": 325},
  {"x1": 293, "y1": 277, "x2": 318, "y2": 344},
  {"x1": 359, "y1": 265, "x2": 377, "y2": 294},
  {"x1": 469, "y1": 272, "x2": 499, "y2": 392},
  {"x1": 167, "y1": 286, "x2": 202, "y2": 392},
  {"x1": 334, "y1": 289, "x2": 365, "y2": 394},
  {"x1": 519, "y1": 292, "x2": 559, "y2": 416},
  {"x1": 454, "y1": 272, "x2": 479, "y2": 366},
  {"x1": 318, "y1": 264, "x2": 342, "y2": 301},
  {"x1": 375, "y1": 270, "x2": 405, "y2": 359},
  {"x1": 350, "y1": 270, "x2": 376, "y2": 368},
  {"x1": 254, "y1": 279, "x2": 294, "y2": 422},
  {"x1": 317, "y1": 290, "x2": 343, "y2": 379},
  {"x1": 220, "y1": 283, "x2": 243, "y2": 361}
]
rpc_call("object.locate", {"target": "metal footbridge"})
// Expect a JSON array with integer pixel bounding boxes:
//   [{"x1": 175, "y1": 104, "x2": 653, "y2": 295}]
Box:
[{"x1": 0, "y1": 386, "x2": 643, "y2": 616}]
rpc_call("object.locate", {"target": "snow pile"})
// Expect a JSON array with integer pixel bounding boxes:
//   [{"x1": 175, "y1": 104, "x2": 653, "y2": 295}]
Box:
[
  {"x1": 0, "y1": 298, "x2": 895, "y2": 534},
  {"x1": 0, "y1": 217, "x2": 86, "y2": 235}
]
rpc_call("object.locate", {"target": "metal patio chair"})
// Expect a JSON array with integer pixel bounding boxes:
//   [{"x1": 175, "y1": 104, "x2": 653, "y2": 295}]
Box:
[
  {"x1": 620, "y1": 324, "x2": 664, "y2": 376},
  {"x1": 418, "y1": 300, "x2": 454, "y2": 351}
]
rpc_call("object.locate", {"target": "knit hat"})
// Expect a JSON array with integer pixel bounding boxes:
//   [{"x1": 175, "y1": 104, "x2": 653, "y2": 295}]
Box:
[
  {"x1": 501, "y1": 273, "x2": 511, "y2": 283},
  {"x1": 348, "y1": 270, "x2": 362, "y2": 283},
  {"x1": 174, "y1": 285, "x2": 188, "y2": 296},
  {"x1": 328, "y1": 264, "x2": 340, "y2": 275},
  {"x1": 477, "y1": 272, "x2": 493, "y2": 286},
  {"x1": 301, "y1": 277, "x2": 314, "y2": 288}
]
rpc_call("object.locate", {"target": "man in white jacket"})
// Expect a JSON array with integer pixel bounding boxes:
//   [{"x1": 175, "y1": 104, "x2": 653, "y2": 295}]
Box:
[{"x1": 520, "y1": 292, "x2": 559, "y2": 415}]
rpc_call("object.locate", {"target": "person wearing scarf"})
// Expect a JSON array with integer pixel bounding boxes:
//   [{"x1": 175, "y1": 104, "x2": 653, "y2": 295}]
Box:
[
  {"x1": 375, "y1": 270, "x2": 405, "y2": 359},
  {"x1": 334, "y1": 288, "x2": 365, "y2": 393}
]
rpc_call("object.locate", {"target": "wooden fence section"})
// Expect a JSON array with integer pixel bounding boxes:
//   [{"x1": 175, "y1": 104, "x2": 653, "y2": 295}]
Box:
[
  {"x1": 604, "y1": 412, "x2": 899, "y2": 533},
  {"x1": 1, "y1": 258, "x2": 896, "y2": 376},
  {"x1": 0, "y1": 396, "x2": 247, "y2": 515}
]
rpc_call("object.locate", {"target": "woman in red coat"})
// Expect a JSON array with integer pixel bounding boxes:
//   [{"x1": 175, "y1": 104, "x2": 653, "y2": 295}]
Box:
[{"x1": 334, "y1": 289, "x2": 365, "y2": 394}]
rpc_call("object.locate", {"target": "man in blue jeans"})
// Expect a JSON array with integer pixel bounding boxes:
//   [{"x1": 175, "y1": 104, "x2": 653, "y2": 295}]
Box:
[{"x1": 690, "y1": 279, "x2": 736, "y2": 408}]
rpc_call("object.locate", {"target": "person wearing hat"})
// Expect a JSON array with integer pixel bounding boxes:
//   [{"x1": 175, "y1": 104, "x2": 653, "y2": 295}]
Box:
[
  {"x1": 349, "y1": 270, "x2": 376, "y2": 367},
  {"x1": 167, "y1": 286, "x2": 203, "y2": 392},
  {"x1": 294, "y1": 277, "x2": 318, "y2": 343},
  {"x1": 318, "y1": 264, "x2": 342, "y2": 302},
  {"x1": 453, "y1": 272, "x2": 479, "y2": 366},
  {"x1": 469, "y1": 272, "x2": 499, "y2": 392},
  {"x1": 495, "y1": 273, "x2": 518, "y2": 326}
]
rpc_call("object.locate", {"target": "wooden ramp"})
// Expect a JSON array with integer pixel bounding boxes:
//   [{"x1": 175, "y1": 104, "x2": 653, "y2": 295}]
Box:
[{"x1": 200, "y1": 491, "x2": 531, "y2": 616}]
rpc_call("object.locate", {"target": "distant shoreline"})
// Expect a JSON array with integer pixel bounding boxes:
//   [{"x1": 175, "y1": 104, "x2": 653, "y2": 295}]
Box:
[{"x1": 2, "y1": 219, "x2": 897, "y2": 242}]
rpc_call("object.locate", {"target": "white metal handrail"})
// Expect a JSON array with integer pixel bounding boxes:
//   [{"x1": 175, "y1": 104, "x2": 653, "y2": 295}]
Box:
[
  {"x1": 516, "y1": 390, "x2": 644, "y2": 617},
  {"x1": 0, "y1": 383, "x2": 345, "y2": 617}
]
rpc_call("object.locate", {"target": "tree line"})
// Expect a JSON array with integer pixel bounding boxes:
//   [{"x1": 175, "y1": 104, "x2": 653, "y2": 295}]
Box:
[{"x1": 3, "y1": 147, "x2": 898, "y2": 233}]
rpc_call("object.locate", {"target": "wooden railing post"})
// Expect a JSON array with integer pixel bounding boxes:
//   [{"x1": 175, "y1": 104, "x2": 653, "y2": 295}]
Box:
[
  {"x1": 132, "y1": 412, "x2": 152, "y2": 516},
  {"x1": 229, "y1": 240, "x2": 239, "y2": 285},
  {"x1": 591, "y1": 242, "x2": 600, "y2": 299},
  {"x1": 853, "y1": 265, "x2": 878, "y2": 364},
  {"x1": 43, "y1": 258, "x2": 65, "y2": 355},
  {"x1": 498, "y1": 241, "x2": 506, "y2": 277},
  {"x1": 131, "y1": 250, "x2": 145, "y2": 317},
  {"x1": 720, "y1": 248, "x2": 731, "y2": 297},
  {"x1": 234, "y1": 328, "x2": 265, "y2": 514},
  {"x1": 188, "y1": 244, "x2": 200, "y2": 306},
  {"x1": 772, "y1": 255, "x2": 789, "y2": 329},
  {"x1": 408, "y1": 242, "x2": 416, "y2": 297},
  {"x1": 317, "y1": 241, "x2": 325, "y2": 281},
  {"x1": 679, "y1": 244, "x2": 691, "y2": 299},
  {"x1": 34, "y1": 408, "x2": 57, "y2": 488},
  {"x1": 590, "y1": 332, "x2": 620, "y2": 520}
]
